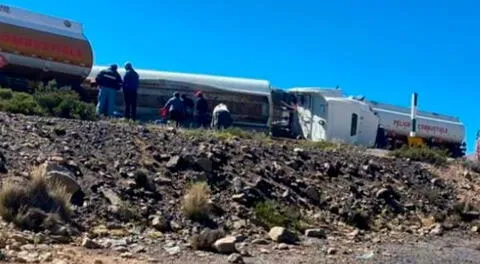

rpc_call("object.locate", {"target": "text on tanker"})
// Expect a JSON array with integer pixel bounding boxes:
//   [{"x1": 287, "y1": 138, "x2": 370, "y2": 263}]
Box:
[
  {"x1": 393, "y1": 120, "x2": 448, "y2": 134},
  {"x1": 0, "y1": 33, "x2": 84, "y2": 59}
]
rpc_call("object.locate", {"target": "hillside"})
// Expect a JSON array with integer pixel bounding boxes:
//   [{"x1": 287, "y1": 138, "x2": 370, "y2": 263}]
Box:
[{"x1": 0, "y1": 112, "x2": 479, "y2": 263}]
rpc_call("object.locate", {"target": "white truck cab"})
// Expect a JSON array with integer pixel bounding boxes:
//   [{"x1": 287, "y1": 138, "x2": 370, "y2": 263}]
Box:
[{"x1": 289, "y1": 87, "x2": 379, "y2": 147}]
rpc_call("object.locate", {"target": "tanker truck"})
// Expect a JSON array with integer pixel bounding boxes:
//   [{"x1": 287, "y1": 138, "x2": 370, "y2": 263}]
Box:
[
  {"x1": 0, "y1": 4, "x2": 93, "y2": 91},
  {"x1": 368, "y1": 99, "x2": 466, "y2": 157},
  {"x1": 287, "y1": 87, "x2": 466, "y2": 158}
]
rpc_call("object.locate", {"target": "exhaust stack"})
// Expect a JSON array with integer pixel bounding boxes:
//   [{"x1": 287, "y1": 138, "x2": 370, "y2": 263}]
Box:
[{"x1": 410, "y1": 92, "x2": 418, "y2": 137}]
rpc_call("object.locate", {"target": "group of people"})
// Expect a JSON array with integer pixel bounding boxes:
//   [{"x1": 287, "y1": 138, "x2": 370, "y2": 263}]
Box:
[
  {"x1": 160, "y1": 91, "x2": 233, "y2": 129},
  {"x1": 95, "y1": 63, "x2": 139, "y2": 120},
  {"x1": 94, "y1": 63, "x2": 233, "y2": 129}
]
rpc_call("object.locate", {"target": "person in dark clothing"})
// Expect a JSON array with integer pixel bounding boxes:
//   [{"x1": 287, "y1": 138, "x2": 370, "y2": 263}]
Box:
[
  {"x1": 181, "y1": 94, "x2": 194, "y2": 128},
  {"x1": 122, "y1": 62, "x2": 139, "y2": 120},
  {"x1": 194, "y1": 91, "x2": 209, "y2": 128},
  {"x1": 95, "y1": 64, "x2": 123, "y2": 117},
  {"x1": 163, "y1": 92, "x2": 184, "y2": 127}
]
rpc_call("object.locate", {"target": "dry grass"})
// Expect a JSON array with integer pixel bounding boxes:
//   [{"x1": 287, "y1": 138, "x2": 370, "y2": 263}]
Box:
[
  {"x1": 182, "y1": 127, "x2": 271, "y2": 142},
  {"x1": 389, "y1": 146, "x2": 449, "y2": 166},
  {"x1": 181, "y1": 181, "x2": 211, "y2": 221},
  {"x1": 0, "y1": 164, "x2": 72, "y2": 231}
]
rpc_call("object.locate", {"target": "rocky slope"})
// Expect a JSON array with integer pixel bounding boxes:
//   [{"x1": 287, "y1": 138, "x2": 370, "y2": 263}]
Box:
[{"x1": 0, "y1": 112, "x2": 478, "y2": 263}]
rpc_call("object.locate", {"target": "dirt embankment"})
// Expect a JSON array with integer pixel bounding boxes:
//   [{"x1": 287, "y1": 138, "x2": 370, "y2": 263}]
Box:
[{"x1": 0, "y1": 112, "x2": 479, "y2": 263}]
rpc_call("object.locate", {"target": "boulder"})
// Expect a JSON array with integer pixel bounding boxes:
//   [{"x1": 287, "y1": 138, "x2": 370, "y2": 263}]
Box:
[
  {"x1": 151, "y1": 215, "x2": 171, "y2": 232},
  {"x1": 213, "y1": 236, "x2": 238, "y2": 254},
  {"x1": 228, "y1": 253, "x2": 244, "y2": 264},
  {"x1": 268, "y1": 227, "x2": 298, "y2": 244},
  {"x1": 44, "y1": 162, "x2": 80, "y2": 195},
  {"x1": 305, "y1": 229, "x2": 326, "y2": 239},
  {"x1": 196, "y1": 158, "x2": 213, "y2": 173}
]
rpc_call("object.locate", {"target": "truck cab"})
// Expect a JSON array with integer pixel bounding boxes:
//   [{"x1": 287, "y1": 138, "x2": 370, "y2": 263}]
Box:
[{"x1": 288, "y1": 87, "x2": 379, "y2": 147}]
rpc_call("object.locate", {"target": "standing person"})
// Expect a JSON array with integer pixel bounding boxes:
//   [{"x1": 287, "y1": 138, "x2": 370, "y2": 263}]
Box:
[
  {"x1": 122, "y1": 62, "x2": 139, "y2": 121},
  {"x1": 211, "y1": 103, "x2": 233, "y2": 129},
  {"x1": 181, "y1": 94, "x2": 194, "y2": 128},
  {"x1": 194, "y1": 91, "x2": 209, "y2": 128},
  {"x1": 95, "y1": 64, "x2": 123, "y2": 117},
  {"x1": 163, "y1": 92, "x2": 184, "y2": 127}
]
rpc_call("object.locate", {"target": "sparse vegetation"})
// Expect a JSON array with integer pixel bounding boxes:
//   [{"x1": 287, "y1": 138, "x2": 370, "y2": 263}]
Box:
[
  {"x1": 182, "y1": 127, "x2": 271, "y2": 142},
  {"x1": 0, "y1": 80, "x2": 96, "y2": 121},
  {"x1": 181, "y1": 181, "x2": 211, "y2": 221},
  {"x1": 0, "y1": 165, "x2": 72, "y2": 232},
  {"x1": 254, "y1": 200, "x2": 311, "y2": 232},
  {"x1": 116, "y1": 200, "x2": 141, "y2": 222},
  {"x1": 389, "y1": 145, "x2": 449, "y2": 165}
]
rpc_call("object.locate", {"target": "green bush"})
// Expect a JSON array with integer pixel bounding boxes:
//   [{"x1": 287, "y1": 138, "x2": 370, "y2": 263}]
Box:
[
  {"x1": 0, "y1": 83, "x2": 97, "y2": 121},
  {"x1": 0, "y1": 88, "x2": 13, "y2": 100},
  {"x1": 254, "y1": 200, "x2": 309, "y2": 231},
  {"x1": 3, "y1": 92, "x2": 39, "y2": 115}
]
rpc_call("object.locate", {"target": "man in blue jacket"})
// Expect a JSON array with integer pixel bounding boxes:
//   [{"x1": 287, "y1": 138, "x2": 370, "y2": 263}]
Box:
[
  {"x1": 95, "y1": 64, "x2": 123, "y2": 117},
  {"x1": 122, "y1": 62, "x2": 139, "y2": 120}
]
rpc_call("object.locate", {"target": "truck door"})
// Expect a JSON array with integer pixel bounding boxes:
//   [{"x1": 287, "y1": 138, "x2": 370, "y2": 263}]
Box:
[
  {"x1": 311, "y1": 96, "x2": 327, "y2": 141},
  {"x1": 295, "y1": 93, "x2": 313, "y2": 139}
]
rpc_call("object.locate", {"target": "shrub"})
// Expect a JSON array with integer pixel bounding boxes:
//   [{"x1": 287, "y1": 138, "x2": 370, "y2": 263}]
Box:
[
  {"x1": 389, "y1": 145, "x2": 449, "y2": 165},
  {"x1": 0, "y1": 83, "x2": 97, "y2": 121},
  {"x1": 0, "y1": 88, "x2": 13, "y2": 100},
  {"x1": 254, "y1": 200, "x2": 308, "y2": 231},
  {"x1": 0, "y1": 165, "x2": 72, "y2": 232},
  {"x1": 3, "y1": 92, "x2": 40, "y2": 115},
  {"x1": 181, "y1": 182, "x2": 211, "y2": 221}
]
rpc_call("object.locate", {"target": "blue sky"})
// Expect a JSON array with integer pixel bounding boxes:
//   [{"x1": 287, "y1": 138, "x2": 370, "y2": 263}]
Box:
[{"x1": 5, "y1": 0, "x2": 480, "y2": 153}]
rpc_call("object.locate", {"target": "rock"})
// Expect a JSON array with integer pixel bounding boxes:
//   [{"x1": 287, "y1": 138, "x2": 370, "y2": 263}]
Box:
[
  {"x1": 101, "y1": 189, "x2": 122, "y2": 207},
  {"x1": 39, "y1": 252, "x2": 53, "y2": 262},
  {"x1": 233, "y1": 220, "x2": 247, "y2": 230},
  {"x1": 305, "y1": 229, "x2": 326, "y2": 239},
  {"x1": 304, "y1": 186, "x2": 321, "y2": 203},
  {"x1": 213, "y1": 236, "x2": 238, "y2": 254},
  {"x1": 135, "y1": 170, "x2": 156, "y2": 192},
  {"x1": 0, "y1": 151, "x2": 7, "y2": 173},
  {"x1": 120, "y1": 252, "x2": 133, "y2": 259},
  {"x1": 327, "y1": 247, "x2": 337, "y2": 255},
  {"x1": 196, "y1": 158, "x2": 213, "y2": 172},
  {"x1": 430, "y1": 224, "x2": 443, "y2": 236},
  {"x1": 251, "y1": 239, "x2": 270, "y2": 245},
  {"x1": 472, "y1": 226, "x2": 479, "y2": 233},
  {"x1": 268, "y1": 227, "x2": 298, "y2": 244},
  {"x1": 151, "y1": 215, "x2": 170, "y2": 232},
  {"x1": 166, "y1": 155, "x2": 190, "y2": 171},
  {"x1": 324, "y1": 162, "x2": 339, "y2": 177},
  {"x1": 277, "y1": 243, "x2": 289, "y2": 250},
  {"x1": 164, "y1": 246, "x2": 181, "y2": 256},
  {"x1": 155, "y1": 176, "x2": 172, "y2": 185},
  {"x1": 191, "y1": 228, "x2": 225, "y2": 251},
  {"x1": 44, "y1": 162, "x2": 81, "y2": 197},
  {"x1": 232, "y1": 177, "x2": 244, "y2": 193},
  {"x1": 82, "y1": 237, "x2": 102, "y2": 249},
  {"x1": 253, "y1": 177, "x2": 273, "y2": 193},
  {"x1": 132, "y1": 245, "x2": 147, "y2": 253},
  {"x1": 227, "y1": 253, "x2": 244, "y2": 264},
  {"x1": 16, "y1": 250, "x2": 39, "y2": 263}
]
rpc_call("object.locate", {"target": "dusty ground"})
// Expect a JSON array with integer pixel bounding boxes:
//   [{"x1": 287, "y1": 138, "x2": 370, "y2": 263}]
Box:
[{"x1": 2, "y1": 231, "x2": 480, "y2": 264}]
